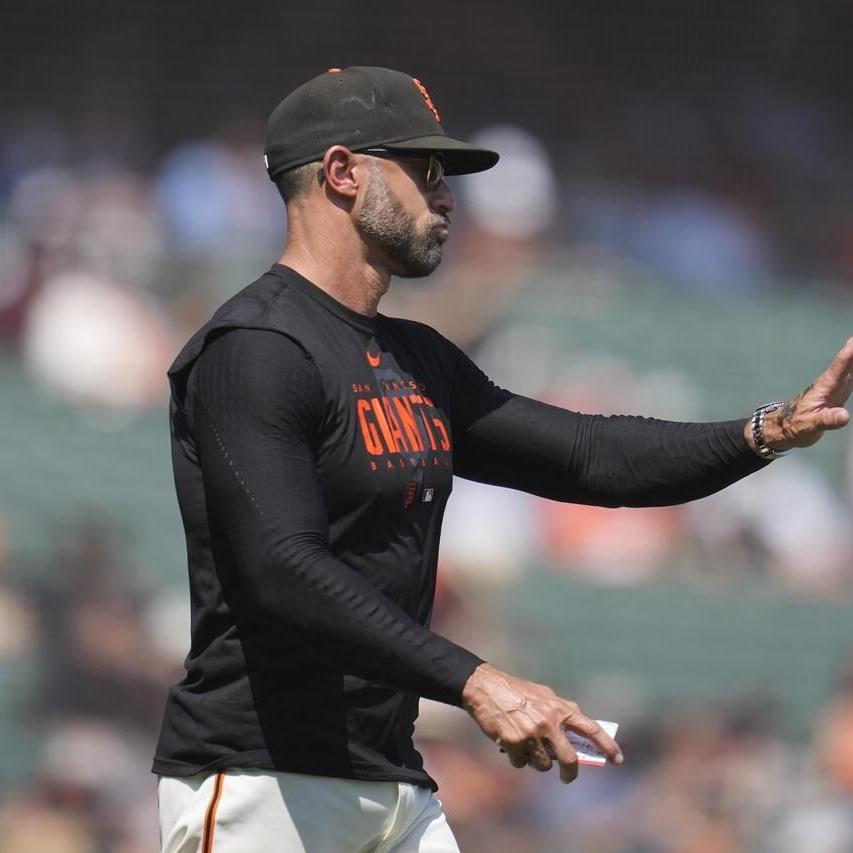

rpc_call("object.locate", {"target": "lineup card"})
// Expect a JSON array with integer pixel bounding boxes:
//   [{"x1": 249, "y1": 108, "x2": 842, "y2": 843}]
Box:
[{"x1": 567, "y1": 719, "x2": 619, "y2": 767}]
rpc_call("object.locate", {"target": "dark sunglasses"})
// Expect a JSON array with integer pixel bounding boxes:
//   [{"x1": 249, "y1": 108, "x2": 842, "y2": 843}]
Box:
[{"x1": 358, "y1": 148, "x2": 446, "y2": 191}]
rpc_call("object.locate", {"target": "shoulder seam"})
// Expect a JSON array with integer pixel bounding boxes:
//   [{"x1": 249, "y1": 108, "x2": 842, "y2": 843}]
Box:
[{"x1": 256, "y1": 274, "x2": 290, "y2": 323}]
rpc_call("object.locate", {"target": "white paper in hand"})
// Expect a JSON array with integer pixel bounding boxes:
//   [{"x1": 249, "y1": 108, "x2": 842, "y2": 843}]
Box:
[{"x1": 567, "y1": 719, "x2": 619, "y2": 767}]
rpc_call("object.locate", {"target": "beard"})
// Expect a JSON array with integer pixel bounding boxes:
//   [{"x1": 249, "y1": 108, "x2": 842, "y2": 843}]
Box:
[{"x1": 356, "y1": 164, "x2": 447, "y2": 278}]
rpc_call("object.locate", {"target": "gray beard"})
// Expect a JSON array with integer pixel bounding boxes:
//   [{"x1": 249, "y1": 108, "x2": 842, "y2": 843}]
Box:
[{"x1": 356, "y1": 166, "x2": 445, "y2": 278}]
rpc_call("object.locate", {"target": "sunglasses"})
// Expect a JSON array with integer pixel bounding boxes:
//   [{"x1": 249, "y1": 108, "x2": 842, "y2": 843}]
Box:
[{"x1": 358, "y1": 148, "x2": 446, "y2": 191}]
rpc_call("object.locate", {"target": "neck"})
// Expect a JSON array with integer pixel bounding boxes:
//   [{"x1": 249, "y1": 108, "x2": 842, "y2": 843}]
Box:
[{"x1": 279, "y1": 207, "x2": 390, "y2": 317}]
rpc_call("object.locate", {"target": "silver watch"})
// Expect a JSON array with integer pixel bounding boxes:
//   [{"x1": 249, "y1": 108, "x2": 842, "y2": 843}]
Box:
[{"x1": 751, "y1": 401, "x2": 792, "y2": 461}]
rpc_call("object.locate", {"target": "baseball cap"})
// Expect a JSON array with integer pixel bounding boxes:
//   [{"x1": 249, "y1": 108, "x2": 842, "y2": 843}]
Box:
[{"x1": 264, "y1": 66, "x2": 500, "y2": 180}]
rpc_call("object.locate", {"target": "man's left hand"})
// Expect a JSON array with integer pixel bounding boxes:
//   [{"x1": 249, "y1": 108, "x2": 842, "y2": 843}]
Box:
[{"x1": 746, "y1": 337, "x2": 853, "y2": 452}]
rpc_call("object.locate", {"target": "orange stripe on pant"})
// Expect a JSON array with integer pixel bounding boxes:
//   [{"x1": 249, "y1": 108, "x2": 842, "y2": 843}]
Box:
[{"x1": 201, "y1": 772, "x2": 225, "y2": 853}]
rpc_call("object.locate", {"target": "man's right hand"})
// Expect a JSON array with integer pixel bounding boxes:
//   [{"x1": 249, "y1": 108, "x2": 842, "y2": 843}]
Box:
[{"x1": 461, "y1": 662, "x2": 623, "y2": 783}]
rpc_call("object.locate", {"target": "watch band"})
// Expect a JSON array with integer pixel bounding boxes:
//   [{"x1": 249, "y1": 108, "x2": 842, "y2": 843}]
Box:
[{"x1": 751, "y1": 401, "x2": 792, "y2": 461}]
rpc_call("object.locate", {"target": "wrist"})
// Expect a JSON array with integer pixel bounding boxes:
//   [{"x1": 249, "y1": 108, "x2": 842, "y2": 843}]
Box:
[
  {"x1": 747, "y1": 401, "x2": 794, "y2": 460},
  {"x1": 461, "y1": 661, "x2": 496, "y2": 711},
  {"x1": 743, "y1": 417, "x2": 756, "y2": 451},
  {"x1": 759, "y1": 410, "x2": 794, "y2": 449}
]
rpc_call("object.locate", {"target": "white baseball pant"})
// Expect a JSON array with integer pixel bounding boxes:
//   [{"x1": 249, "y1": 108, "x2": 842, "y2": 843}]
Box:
[{"x1": 158, "y1": 768, "x2": 461, "y2": 852}]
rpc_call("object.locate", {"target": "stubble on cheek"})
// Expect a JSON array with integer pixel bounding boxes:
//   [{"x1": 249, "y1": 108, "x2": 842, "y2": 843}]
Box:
[{"x1": 356, "y1": 167, "x2": 445, "y2": 278}]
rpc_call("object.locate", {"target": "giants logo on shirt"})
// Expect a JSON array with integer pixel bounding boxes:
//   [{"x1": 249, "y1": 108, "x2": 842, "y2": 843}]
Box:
[
  {"x1": 353, "y1": 344, "x2": 452, "y2": 481},
  {"x1": 356, "y1": 392, "x2": 451, "y2": 457}
]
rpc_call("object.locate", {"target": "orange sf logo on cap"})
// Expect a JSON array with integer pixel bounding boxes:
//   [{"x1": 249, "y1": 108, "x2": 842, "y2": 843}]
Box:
[
  {"x1": 412, "y1": 78, "x2": 440, "y2": 122},
  {"x1": 366, "y1": 349, "x2": 381, "y2": 368}
]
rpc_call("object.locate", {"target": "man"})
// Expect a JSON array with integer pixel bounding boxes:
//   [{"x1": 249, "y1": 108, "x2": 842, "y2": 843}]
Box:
[{"x1": 153, "y1": 66, "x2": 853, "y2": 852}]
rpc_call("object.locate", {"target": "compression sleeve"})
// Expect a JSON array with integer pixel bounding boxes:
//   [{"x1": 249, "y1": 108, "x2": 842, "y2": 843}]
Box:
[
  {"x1": 449, "y1": 342, "x2": 768, "y2": 507},
  {"x1": 189, "y1": 328, "x2": 482, "y2": 705}
]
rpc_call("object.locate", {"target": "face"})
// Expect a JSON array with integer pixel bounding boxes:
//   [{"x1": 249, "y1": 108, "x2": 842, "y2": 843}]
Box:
[{"x1": 355, "y1": 156, "x2": 454, "y2": 278}]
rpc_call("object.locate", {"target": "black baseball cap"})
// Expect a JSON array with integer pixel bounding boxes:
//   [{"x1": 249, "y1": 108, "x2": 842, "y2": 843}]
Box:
[{"x1": 264, "y1": 66, "x2": 500, "y2": 180}]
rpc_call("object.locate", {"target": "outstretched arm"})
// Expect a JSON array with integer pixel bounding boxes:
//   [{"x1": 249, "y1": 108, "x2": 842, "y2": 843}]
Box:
[{"x1": 450, "y1": 339, "x2": 853, "y2": 506}]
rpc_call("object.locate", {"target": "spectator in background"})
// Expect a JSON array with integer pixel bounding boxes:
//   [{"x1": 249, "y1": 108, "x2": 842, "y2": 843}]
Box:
[
  {"x1": 815, "y1": 657, "x2": 853, "y2": 800},
  {"x1": 765, "y1": 656, "x2": 853, "y2": 853},
  {"x1": 686, "y1": 458, "x2": 853, "y2": 593},
  {"x1": 23, "y1": 270, "x2": 174, "y2": 411},
  {"x1": 382, "y1": 124, "x2": 559, "y2": 351},
  {"x1": 155, "y1": 119, "x2": 283, "y2": 326},
  {"x1": 630, "y1": 186, "x2": 773, "y2": 295}
]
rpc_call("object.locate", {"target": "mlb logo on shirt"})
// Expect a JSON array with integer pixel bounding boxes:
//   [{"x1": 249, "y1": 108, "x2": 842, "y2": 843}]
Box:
[{"x1": 422, "y1": 489, "x2": 434, "y2": 503}]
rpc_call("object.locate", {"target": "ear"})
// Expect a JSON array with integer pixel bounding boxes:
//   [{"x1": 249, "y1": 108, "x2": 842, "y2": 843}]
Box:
[{"x1": 322, "y1": 146, "x2": 363, "y2": 200}]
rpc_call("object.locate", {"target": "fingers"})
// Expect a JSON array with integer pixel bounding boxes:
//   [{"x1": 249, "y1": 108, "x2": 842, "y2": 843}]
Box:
[
  {"x1": 767, "y1": 338, "x2": 853, "y2": 448},
  {"x1": 464, "y1": 665, "x2": 624, "y2": 784},
  {"x1": 498, "y1": 740, "x2": 552, "y2": 771},
  {"x1": 501, "y1": 740, "x2": 529, "y2": 769},
  {"x1": 820, "y1": 407, "x2": 851, "y2": 431},
  {"x1": 524, "y1": 739, "x2": 555, "y2": 773},
  {"x1": 543, "y1": 725, "x2": 579, "y2": 784},
  {"x1": 824, "y1": 337, "x2": 853, "y2": 383},
  {"x1": 564, "y1": 714, "x2": 624, "y2": 766},
  {"x1": 816, "y1": 337, "x2": 853, "y2": 400},
  {"x1": 498, "y1": 707, "x2": 623, "y2": 784},
  {"x1": 792, "y1": 406, "x2": 851, "y2": 447},
  {"x1": 501, "y1": 730, "x2": 572, "y2": 779}
]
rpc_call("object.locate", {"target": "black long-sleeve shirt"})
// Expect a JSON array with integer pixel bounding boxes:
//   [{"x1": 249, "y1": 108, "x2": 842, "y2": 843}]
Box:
[{"x1": 153, "y1": 264, "x2": 767, "y2": 788}]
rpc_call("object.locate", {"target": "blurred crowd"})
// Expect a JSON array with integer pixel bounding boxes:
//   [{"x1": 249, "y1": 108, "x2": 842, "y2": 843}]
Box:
[
  {"x1": 0, "y1": 116, "x2": 283, "y2": 408},
  {"x1": 4, "y1": 44, "x2": 853, "y2": 850},
  {"x1": 5, "y1": 68, "x2": 853, "y2": 405}
]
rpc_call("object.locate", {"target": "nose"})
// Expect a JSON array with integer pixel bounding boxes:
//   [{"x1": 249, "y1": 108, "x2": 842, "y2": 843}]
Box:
[{"x1": 430, "y1": 181, "x2": 454, "y2": 216}]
